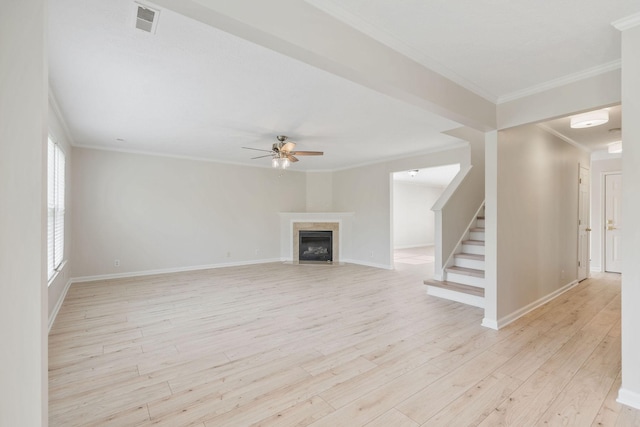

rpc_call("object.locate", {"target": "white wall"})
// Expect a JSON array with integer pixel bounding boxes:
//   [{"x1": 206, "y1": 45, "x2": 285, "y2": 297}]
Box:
[
  {"x1": 0, "y1": 0, "x2": 48, "y2": 424},
  {"x1": 48, "y1": 100, "x2": 74, "y2": 328},
  {"x1": 332, "y1": 144, "x2": 469, "y2": 269},
  {"x1": 619, "y1": 22, "x2": 640, "y2": 410},
  {"x1": 393, "y1": 181, "x2": 442, "y2": 248},
  {"x1": 494, "y1": 124, "x2": 590, "y2": 324},
  {"x1": 589, "y1": 155, "x2": 622, "y2": 273},
  {"x1": 71, "y1": 148, "x2": 306, "y2": 278}
]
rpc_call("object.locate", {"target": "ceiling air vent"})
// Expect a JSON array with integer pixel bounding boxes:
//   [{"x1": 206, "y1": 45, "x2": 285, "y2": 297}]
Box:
[{"x1": 134, "y1": 3, "x2": 159, "y2": 33}]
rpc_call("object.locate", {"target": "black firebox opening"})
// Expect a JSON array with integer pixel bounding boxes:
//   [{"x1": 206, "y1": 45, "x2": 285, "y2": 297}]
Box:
[{"x1": 299, "y1": 230, "x2": 333, "y2": 262}]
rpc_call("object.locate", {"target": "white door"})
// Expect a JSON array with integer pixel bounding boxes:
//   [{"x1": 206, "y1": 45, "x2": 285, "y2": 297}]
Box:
[
  {"x1": 578, "y1": 165, "x2": 590, "y2": 281},
  {"x1": 605, "y1": 173, "x2": 622, "y2": 273}
]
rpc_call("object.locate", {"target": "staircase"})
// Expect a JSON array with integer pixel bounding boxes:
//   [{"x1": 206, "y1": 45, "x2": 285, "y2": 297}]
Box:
[{"x1": 425, "y1": 210, "x2": 485, "y2": 308}]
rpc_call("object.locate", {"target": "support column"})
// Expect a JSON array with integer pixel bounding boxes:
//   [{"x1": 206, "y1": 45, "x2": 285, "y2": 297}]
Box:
[{"x1": 615, "y1": 13, "x2": 640, "y2": 410}]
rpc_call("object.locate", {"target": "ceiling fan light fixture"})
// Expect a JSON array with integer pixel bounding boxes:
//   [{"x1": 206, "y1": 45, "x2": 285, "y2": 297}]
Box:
[
  {"x1": 608, "y1": 141, "x2": 622, "y2": 154},
  {"x1": 570, "y1": 110, "x2": 609, "y2": 129},
  {"x1": 272, "y1": 156, "x2": 290, "y2": 169},
  {"x1": 408, "y1": 169, "x2": 419, "y2": 177}
]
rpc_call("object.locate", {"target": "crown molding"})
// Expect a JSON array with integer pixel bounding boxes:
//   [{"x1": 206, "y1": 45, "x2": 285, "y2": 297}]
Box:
[
  {"x1": 48, "y1": 88, "x2": 76, "y2": 145},
  {"x1": 536, "y1": 123, "x2": 591, "y2": 153},
  {"x1": 498, "y1": 60, "x2": 621, "y2": 104},
  {"x1": 612, "y1": 13, "x2": 640, "y2": 31},
  {"x1": 304, "y1": 0, "x2": 497, "y2": 103}
]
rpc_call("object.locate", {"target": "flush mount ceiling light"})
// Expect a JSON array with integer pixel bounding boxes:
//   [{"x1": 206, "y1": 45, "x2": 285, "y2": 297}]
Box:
[
  {"x1": 608, "y1": 141, "x2": 622, "y2": 154},
  {"x1": 570, "y1": 110, "x2": 609, "y2": 129},
  {"x1": 408, "y1": 169, "x2": 419, "y2": 177}
]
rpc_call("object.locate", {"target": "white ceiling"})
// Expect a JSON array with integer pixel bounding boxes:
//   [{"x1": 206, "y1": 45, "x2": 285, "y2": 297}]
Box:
[
  {"x1": 307, "y1": 0, "x2": 640, "y2": 102},
  {"x1": 48, "y1": 0, "x2": 639, "y2": 170}
]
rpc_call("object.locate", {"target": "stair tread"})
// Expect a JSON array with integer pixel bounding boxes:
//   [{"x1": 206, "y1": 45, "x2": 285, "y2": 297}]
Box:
[
  {"x1": 446, "y1": 265, "x2": 485, "y2": 278},
  {"x1": 462, "y1": 239, "x2": 485, "y2": 246},
  {"x1": 477, "y1": 216, "x2": 485, "y2": 220},
  {"x1": 424, "y1": 279, "x2": 485, "y2": 297},
  {"x1": 470, "y1": 227, "x2": 485, "y2": 232},
  {"x1": 455, "y1": 253, "x2": 485, "y2": 261}
]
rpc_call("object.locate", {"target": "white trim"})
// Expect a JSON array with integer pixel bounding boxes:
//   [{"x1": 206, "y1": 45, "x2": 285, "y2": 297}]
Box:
[
  {"x1": 618, "y1": 388, "x2": 640, "y2": 410},
  {"x1": 48, "y1": 278, "x2": 73, "y2": 333},
  {"x1": 393, "y1": 243, "x2": 433, "y2": 250},
  {"x1": 590, "y1": 265, "x2": 603, "y2": 273},
  {"x1": 71, "y1": 258, "x2": 283, "y2": 283},
  {"x1": 341, "y1": 259, "x2": 393, "y2": 270},
  {"x1": 481, "y1": 318, "x2": 499, "y2": 330},
  {"x1": 48, "y1": 90, "x2": 76, "y2": 145},
  {"x1": 498, "y1": 60, "x2": 621, "y2": 104},
  {"x1": 612, "y1": 13, "x2": 640, "y2": 31},
  {"x1": 490, "y1": 279, "x2": 580, "y2": 329},
  {"x1": 537, "y1": 124, "x2": 591, "y2": 153}
]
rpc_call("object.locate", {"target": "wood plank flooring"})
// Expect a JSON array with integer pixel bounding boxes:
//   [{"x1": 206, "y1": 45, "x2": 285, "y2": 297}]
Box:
[{"x1": 49, "y1": 264, "x2": 639, "y2": 426}]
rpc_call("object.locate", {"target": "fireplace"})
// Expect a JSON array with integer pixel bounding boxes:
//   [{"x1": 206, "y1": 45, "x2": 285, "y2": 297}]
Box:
[{"x1": 299, "y1": 230, "x2": 333, "y2": 262}]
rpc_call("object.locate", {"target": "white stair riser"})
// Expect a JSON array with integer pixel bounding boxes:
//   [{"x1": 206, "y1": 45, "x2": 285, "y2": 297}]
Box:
[
  {"x1": 454, "y1": 257, "x2": 485, "y2": 270},
  {"x1": 446, "y1": 272, "x2": 485, "y2": 288},
  {"x1": 476, "y1": 218, "x2": 485, "y2": 228},
  {"x1": 469, "y1": 230, "x2": 485, "y2": 241},
  {"x1": 462, "y1": 244, "x2": 485, "y2": 255},
  {"x1": 427, "y1": 286, "x2": 485, "y2": 308}
]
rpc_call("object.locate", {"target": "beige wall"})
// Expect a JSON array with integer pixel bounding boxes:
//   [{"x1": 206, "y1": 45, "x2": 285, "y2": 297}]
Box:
[
  {"x1": 306, "y1": 171, "x2": 333, "y2": 212},
  {"x1": 71, "y1": 148, "x2": 306, "y2": 278},
  {"x1": 0, "y1": 0, "x2": 48, "y2": 424},
  {"x1": 494, "y1": 125, "x2": 589, "y2": 322}
]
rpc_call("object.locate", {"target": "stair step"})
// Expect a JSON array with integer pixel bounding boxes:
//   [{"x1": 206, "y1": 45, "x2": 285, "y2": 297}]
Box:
[
  {"x1": 462, "y1": 239, "x2": 485, "y2": 246},
  {"x1": 424, "y1": 279, "x2": 485, "y2": 297},
  {"x1": 477, "y1": 216, "x2": 485, "y2": 220},
  {"x1": 446, "y1": 266, "x2": 485, "y2": 278},
  {"x1": 470, "y1": 227, "x2": 485, "y2": 232},
  {"x1": 455, "y1": 253, "x2": 484, "y2": 261}
]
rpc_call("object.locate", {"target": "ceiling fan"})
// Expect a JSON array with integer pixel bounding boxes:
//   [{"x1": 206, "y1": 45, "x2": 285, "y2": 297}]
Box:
[{"x1": 243, "y1": 135, "x2": 323, "y2": 169}]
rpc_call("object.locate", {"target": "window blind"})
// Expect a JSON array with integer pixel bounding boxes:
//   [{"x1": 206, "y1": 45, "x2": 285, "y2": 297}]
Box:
[{"x1": 48, "y1": 137, "x2": 65, "y2": 281}]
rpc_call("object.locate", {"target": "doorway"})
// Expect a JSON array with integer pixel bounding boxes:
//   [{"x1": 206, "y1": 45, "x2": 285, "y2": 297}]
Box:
[
  {"x1": 391, "y1": 164, "x2": 459, "y2": 273},
  {"x1": 578, "y1": 165, "x2": 590, "y2": 281},
  {"x1": 604, "y1": 173, "x2": 622, "y2": 273}
]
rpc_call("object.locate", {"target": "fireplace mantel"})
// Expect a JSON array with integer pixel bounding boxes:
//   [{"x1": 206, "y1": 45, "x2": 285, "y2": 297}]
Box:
[{"x1": 279, "y1": 212, "x2": 354, "y2": 263}]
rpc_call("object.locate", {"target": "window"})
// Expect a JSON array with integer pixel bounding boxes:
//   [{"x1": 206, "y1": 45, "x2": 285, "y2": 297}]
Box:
[{"x1": 48, "y1": 137, "x2": 65, "y2": 281}]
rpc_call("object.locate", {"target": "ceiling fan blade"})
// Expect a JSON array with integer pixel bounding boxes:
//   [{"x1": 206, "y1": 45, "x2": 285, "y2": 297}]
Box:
[
  {"x1": 286, "y1": 154, "x2": 299, "y2": 162},
  {"x1": 242, "y1": 147, "x2": 274, "y2": 153},
  {"x1": 251, "y1": 154, "x2": 274, "y2": 159},
  {"x1": 281, "y1": 142, "x2": 296, "y2": 153},
  {"x1": 290, "y1": 151, "x2": 323, "y2": 156}
]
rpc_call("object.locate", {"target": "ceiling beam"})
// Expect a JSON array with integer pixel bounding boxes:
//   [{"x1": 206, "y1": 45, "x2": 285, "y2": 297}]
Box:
[{"x1": 150, "y1": 0, "x2": 496, "y2": 131}]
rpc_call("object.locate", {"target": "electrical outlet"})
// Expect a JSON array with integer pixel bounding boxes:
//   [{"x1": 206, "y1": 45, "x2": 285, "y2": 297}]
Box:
[
  {"x1": 255, "y1": 249, "x2": 260, "y2": 255},
  {"x1": 226, "y1": 251, "x2": 231, "y2": 258},
  {"x1": 370, "y1": 251, "x2": 374, "y2": 258},
  {"x1": 114, "y1": 259, "x2": 120, "y2": 267}
]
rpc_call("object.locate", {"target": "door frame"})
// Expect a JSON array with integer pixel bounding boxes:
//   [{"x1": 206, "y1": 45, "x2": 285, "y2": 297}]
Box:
[{"x1": 602, "y1": 171, "x2": 622, "y2": 273}]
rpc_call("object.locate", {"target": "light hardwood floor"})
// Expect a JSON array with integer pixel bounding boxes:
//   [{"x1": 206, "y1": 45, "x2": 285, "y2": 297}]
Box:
[{"x1": 49, "y1": 263, "x2": 639, "y2": 426}]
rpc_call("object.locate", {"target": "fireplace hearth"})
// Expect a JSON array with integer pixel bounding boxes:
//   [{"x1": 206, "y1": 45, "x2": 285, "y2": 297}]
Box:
[{"x1": 299, "y1": 230, "x2": 333, "y2": 262}]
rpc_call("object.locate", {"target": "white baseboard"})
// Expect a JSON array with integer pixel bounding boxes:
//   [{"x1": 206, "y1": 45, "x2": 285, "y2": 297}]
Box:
[
  {"x1": 492, "y1": 279, "x2": 580, "y2": 329},
  {"x1": 394, "y1": 243, "x2": 434, "y2": 250},
  {"x1": 590, "y1": 265, "x2": 602, "y2": 272},
  {"x1": 48, "y1": 278, "x2": 73, "y2": 333},
  {"x1": 481, "y1": 318, "x2": 499, "y2": 330},
  {"x1": 71, "y1": 258, "x2": 284, "y2": 283},
  {"x1": 342, "y1": 258, "x2": 394, "y2": 270},
  {"x1": 618, "y1": 388, "x2": 640, "y2": 410}
]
